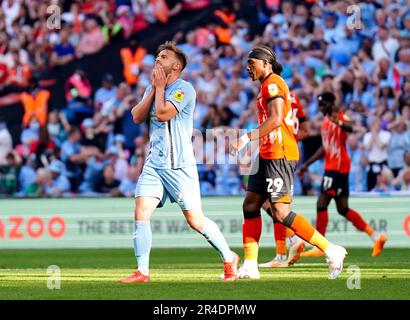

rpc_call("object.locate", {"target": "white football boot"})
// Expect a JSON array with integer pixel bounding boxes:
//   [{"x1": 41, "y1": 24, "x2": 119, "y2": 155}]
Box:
[{"x1": 325, "y1": 245, "x2": 348, "y2": 280}]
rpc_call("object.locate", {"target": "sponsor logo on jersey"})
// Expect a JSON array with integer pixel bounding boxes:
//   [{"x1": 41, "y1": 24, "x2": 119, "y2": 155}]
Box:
[
  {"x1": 174, "y1": 89, "x2": 184, "y2": 102},
  {"x1": 268, "y1": 83, "x2": 278, "y2": 96}
]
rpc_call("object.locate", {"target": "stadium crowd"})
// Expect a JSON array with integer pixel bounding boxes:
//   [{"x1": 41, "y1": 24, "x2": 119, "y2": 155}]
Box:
[{"x1": 0, "y1": 0, "x2": 410, "y2": 198}]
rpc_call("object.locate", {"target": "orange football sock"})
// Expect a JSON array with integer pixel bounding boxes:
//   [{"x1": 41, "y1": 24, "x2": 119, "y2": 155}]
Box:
[
  {"x1": 285, "y1": 228, "x2": 295, "y2": 238},
  {"x1": 364, "y1": 225, "x2": 374, "y2": 237},
  {"x1": 286, "y1": 212, "x2": 331, "y2": 252},
  {"x1": 243, "y1": 216, "x2": 262, "y2": 261},
  {"x1": 273, "y1": 222, "x2": 287, "y2": 255}
]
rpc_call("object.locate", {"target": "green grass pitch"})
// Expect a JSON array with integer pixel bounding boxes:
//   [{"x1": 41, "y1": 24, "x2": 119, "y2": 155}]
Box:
[{"x1": 0, "y1": 247, "x2": 409, "y2": 300}]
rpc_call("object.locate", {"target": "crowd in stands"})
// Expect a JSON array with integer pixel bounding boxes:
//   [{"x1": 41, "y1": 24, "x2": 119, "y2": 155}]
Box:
[{"x1": 0, "y1": 0, "x2": 410, "y2": 198}]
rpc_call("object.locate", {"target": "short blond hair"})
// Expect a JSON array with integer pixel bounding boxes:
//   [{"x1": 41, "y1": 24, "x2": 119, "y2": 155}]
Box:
[{"x1": 157, "y1": 41, "x2": 187, "y2": 71}]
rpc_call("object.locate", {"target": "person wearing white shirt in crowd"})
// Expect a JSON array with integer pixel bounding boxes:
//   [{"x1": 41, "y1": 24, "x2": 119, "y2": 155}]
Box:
[
  {"x1": 0, "y1": 121, "x2": 12, "y2": 166},
  {"x1": 363, "y1": 117, "x2": 392, "y2": 191},
  {"x1": 372, "y1": 26, "x2": 400, "y2": 61}
]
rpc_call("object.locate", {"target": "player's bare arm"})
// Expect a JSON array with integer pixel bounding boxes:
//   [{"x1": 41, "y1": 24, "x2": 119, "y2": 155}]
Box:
[
  {"x1": 329, "y1": 113, "x2": 353, "y2": 133},
  {"x1": 229, "y1": 98, "x2": 282, "y2": 155},
  {"x1": 297, "y1": 121, "x2": 310, "y2": 140},
  {"x1": 250, "y1": 97, "x2": 283, "y2": 140},
  {"x1": 131, "y1": 84, "x2": 156, "y2": 124}
]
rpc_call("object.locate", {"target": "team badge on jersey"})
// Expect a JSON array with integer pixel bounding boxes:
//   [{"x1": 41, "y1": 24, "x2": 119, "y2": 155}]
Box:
[
  {"x1": 268, "y1": 83, "x2": 278, "y2": 97},
  {"x1": 173, "y1": 89, "x2": 185, "y2": 102}
]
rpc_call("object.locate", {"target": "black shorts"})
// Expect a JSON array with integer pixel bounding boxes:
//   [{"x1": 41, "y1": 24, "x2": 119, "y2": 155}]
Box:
[
  {"x1": 247, "y1": 156, "x2": 297, "y2": 204},
  {"x1": 320, "y1": 170, "x2": 349, "y2": 197}
]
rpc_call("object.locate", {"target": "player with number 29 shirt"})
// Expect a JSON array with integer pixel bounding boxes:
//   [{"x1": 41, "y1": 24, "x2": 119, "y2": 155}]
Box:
[{"x1": 229, "y1": 45, "x2": 346, "y2": 280}]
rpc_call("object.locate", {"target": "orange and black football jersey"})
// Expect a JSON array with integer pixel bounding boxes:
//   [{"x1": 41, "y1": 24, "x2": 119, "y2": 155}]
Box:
[
  {"x1": 321, "y1": 112, "x2": 351, "y2": 173},
  {"x1": 256, "y1": 73, "x2": 299, "y2": 161},
  {"x1": 290, "y1": 92, "x2": 306, "y2": 139}
]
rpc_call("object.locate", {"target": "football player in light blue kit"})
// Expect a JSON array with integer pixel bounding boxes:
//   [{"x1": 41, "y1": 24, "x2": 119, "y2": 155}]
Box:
[{"x1": 118, "y1": 41, "x2": 239, "y2": 283}]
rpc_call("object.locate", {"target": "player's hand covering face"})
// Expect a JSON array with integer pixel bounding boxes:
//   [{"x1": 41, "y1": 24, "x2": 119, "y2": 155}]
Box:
[{"x1": 152, "y1": 64, "x2": 169, "y2": 89}]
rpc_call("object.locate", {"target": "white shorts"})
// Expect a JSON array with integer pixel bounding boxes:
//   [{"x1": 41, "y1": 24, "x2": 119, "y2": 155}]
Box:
[{"x1": 135, "y1": 165, "x2": 201, "y2": 211}]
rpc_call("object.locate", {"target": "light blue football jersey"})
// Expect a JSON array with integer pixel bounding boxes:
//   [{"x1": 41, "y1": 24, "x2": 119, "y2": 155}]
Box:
[{"x1": 143, "y1": 78, "x2": 196, "y2": 169}]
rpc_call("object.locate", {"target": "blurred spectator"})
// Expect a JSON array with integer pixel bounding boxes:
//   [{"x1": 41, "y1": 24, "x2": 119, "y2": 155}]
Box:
[
  {"x1": 94, "y1": 74, "x2": 117, "y2": 112},
  {"x1": 119, "y1": 39, "x2": 147, "y2": 86},
  {"x1": 29, "y1": 125, "x2": 56, "y2": 169},
  {"x1": 2, "y1": 0, "x2": 21, "y2": 31},
  {"x1": 63, "y1": 69, "x2": 93, "y2": 125},
  {"x1": 17, "y1": 154, "x2": 37, "y2": 197},
  {"x1": 47, "y1": 110, "x2": 67, "y2": 147},
  {"x1": 114, "y1": 93, "x2": 145, "y2": 152},
  {"x1": 393, "y1": 167, "x2": 410, "y2": 191},
  {"x1": 0, "y1": 120, "x2": 13, "y2": 166},
  {"x1": 44, "y1": 160, "x2": 71, "y2": 197},
  {"x1": 371, "y1": 168, "x2": 394, "y2": 192},
  {"x1": 20, "y1": 78, "x2": 50, "y2": 127},
  {"x1": 80, "y1": 118, "x2": 105, "y2": 152},
  {"x1": 93, "y1": 164, "x2": 120, "y2": 196},
  {"x1": 387, "y1": 117, "x2": 410, "y2": 177},
  {"x1": 119, "y1": 165, "x2": 140, "y2": 197},
  {"x1": 347, "y1": 134, "x2": 367, "y2": 192},
  {"x1": 105, "y1": 145, "x2": 128, "y2": 181},
  {"x1": 30, "y1": 167, "x2": 49, "y2": 197},
  {"x1": 50, "y1": 27, "x2": 75, "y2": 67},
  {"x1": 7, "y1": 47, "x2": 31, "y2": 88},
  {"x1": 372, "y1": 26, "x2": 400, "y2": 61},
  {"x1": 76, "y1": 18, "x2": 106, "y2": 58},
  {"x1": 61, "y1": 127, "x2": 94, "y2": 192},
  {"x1": 0, "y1": 151, "x2": 21, "y2": 195},
  {"x1": 101, "y1": 8, "x2": 124, "y2": 43},
  {"x1": 115, "y1": 5, "x2": 134, "y2": 39},
  {"x1": 363, "y1": 117, "x2": 392, "y2": 191}
]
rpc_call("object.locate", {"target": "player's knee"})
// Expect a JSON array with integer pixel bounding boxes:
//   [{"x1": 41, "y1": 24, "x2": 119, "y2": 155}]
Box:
[
  {"x1": 274, "y1": 210, "x2": 288, "y2": 222},
  {"x1": 271, "y1": 203, "x2": 290, "y2": 222},
  {"x1": 337, "y1": 206, "x2": 349, "y2": 216},
  {"x1": 243, "y1": 209, "x2": 261, "y2": 219},
  {"x1": 242, "y1": 199, "x2": 261, "y2": 218},
  {"x1": 134, "y1": 207, "x2": 150, "y2": 221},
  {"x1": 317, "y1": 206, "x2": 328, "y2": 213}
]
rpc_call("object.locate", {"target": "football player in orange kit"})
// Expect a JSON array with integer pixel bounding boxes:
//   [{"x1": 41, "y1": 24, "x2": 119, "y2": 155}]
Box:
[
  {"x1": 229, "y1": 46, "x2": 347, "y2": 280},
  {"x1": 297, "y1": 92, "x2": 388, "y2": 257},
  {"x1": 259, "y1": 92, "x2": 309, "y2": 268}
]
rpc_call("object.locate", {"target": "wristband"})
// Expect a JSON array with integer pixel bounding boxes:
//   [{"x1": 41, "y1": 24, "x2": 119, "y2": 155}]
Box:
[{"x1": 240, "y1": 134, "x2": 250, "y2": 145}]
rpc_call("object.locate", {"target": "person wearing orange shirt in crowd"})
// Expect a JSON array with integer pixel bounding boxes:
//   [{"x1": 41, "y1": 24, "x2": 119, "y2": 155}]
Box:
[
  {"x1": 212, "y1": 2, "x2": 236, "y2": 45},
  {"x1": 229, "y1": 45, "x2": 347, "y2": 280},
  {"x1": 297, "y1": 92, "x2": 388, "y2": 257},
  {"x1": 259, "y1": 92, "x2": 310, "y2": 268}
]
